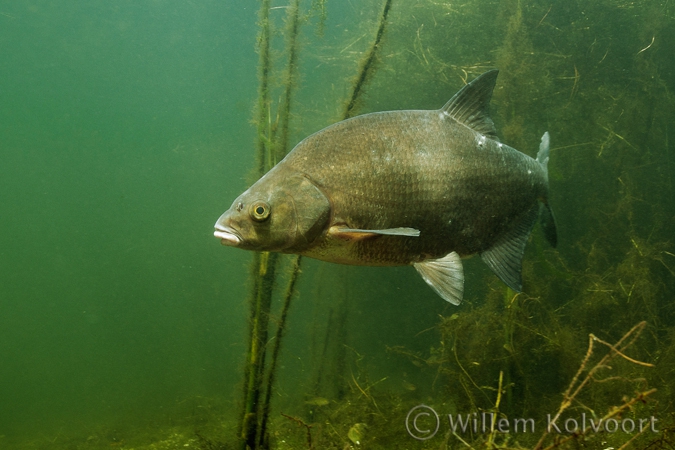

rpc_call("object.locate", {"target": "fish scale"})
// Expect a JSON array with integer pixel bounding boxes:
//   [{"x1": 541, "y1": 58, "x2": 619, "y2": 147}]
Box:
[
  {"x1": 214, "y1": 70, "x2": 557, "y2": 305},
  {"x1": 289, "y1": 112, "x2": 544, "y2": 260}
]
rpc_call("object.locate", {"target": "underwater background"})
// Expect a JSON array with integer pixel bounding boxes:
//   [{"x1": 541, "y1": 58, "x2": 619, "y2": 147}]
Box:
[{"x1": 1, "y1": 0, "x2": 674, "y2": 449}]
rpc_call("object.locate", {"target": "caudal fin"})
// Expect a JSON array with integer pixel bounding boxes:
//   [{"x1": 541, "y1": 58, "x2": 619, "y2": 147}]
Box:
[
  {"x1": 536, "y1": 132, "x2": 551, "y2": 170},
  {"x1": 537, "y1": 132, "x2": 558, "y2": 248}
]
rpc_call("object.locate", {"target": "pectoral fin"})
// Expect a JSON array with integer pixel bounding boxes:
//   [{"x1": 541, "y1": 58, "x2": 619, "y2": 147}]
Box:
[
  {"x1": 331, "y1": 226, "x2": 420, "y2": 241},
  {"x1": 413, "y1": 252, "x2": 465, "y2": 305},
  {"x1": 480, "y1": 204, "x2": 539, "y2": 292}
]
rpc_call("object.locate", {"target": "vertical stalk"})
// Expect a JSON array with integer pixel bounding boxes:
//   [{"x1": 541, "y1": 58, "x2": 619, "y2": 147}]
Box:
[
  {"x1": 238, "y1": 0, "x2": 394, "y2": 446},
  {"x1": 240, "y1": 252, "x2": 278, "y2": 450},
  {"x1": 256, "y1": 0, "x2": 273, "y2": 175},
  {"x1": 258, "y1": 255, "x2": 303, "y2": 448},
  {"x1": 310, "y1": 0, "x2": 394, "y2": 403},
  {"x1": 239, "y1": 0, "x2": 303, "y2": 448},
  {"x1": 256, "y1": 1, "x2": 303, "y2": 445},
  {"x1": 275, "y1": 0, "x2": 301, "y2": 163},
  {"x1": 343, "y1": 0, "x2": 393, "y2": 120},
  {"x1": 238, "y1": 0, "x2": 274, "y2": 449}
]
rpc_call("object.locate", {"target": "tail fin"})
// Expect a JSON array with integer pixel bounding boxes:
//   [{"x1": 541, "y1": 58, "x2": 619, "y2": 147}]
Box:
[
  {"x1": 536, "y1": 132, "x2": 551, "y2": 175},
  {"x1": 537, "y1": 132, "x2": 558, "y2": 247}
]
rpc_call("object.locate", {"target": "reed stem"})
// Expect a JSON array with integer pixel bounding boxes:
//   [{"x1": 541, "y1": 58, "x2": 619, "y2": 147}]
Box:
[
  {"x1": 343, "y1": 0, "x2": 393, "y2": 119},
  {"x1": 256, "y1": 0, "x2": 273, "y2": 175},
  {"x1": 255, "y1": 1, "x2": 303, "y2": 445},
  {"x1": 239, "y1": 0, "x2": 303, "y2": 448},
  {"x1": 275, "y1": 0, "x2": 301, "y2": 163},
  {"x1": 258, "y1": 255, "x2": 303, "y2": 448},
  {"x1": 238, "y1": 0, "x2": 275, "y2": 448},
  {"x1": 238, "y1": 0, "x2": 394, "y2": 445},
  {"x1": 312, "y1": 0, "x2": 394, "y2": 401},
  {"x1": 240, "y1": 252, "x2": 278, "y2": 450}
]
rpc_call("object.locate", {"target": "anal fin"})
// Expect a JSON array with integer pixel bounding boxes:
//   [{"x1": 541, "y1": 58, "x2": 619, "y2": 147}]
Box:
[
  {"x1": 413, "y1": 252, "x2": 464, "y2": 305},
  {"x1": 480, "y1": 205, "x2": 539, "y2": 292}
]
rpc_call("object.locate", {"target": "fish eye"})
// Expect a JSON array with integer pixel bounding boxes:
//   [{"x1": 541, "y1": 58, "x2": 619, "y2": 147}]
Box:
[{"x1": 250, "y1": 201, "x2": 271, "y2": 222}]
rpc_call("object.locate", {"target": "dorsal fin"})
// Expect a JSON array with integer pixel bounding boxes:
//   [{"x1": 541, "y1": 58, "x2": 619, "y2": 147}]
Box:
[{"x1": 441, "y1": 69, "x2": 499, "y2": 139}]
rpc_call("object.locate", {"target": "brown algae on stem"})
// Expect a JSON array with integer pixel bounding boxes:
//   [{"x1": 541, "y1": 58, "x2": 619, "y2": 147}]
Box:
[{"x1": 342, "y1": 0, "x2": 393, "y2": 120}]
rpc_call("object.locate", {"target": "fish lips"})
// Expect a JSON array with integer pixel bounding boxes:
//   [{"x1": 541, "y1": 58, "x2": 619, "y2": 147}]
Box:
[
  {"x1": 214, "y1": 227, "x2": 241, "y2": 246},
  {"x1": 214, "y1": 214, "x2": 242, "y2": 246}
]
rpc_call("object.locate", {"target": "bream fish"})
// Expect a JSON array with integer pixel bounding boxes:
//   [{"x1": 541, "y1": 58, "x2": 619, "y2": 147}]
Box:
[{"x1": 214, "y1": 70, "x2": 557, "y2": 305}]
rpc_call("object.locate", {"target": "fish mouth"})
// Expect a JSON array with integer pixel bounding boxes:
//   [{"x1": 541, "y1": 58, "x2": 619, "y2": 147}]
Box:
[{"x1": 214, "y1": 224, "x2": 242, "y2": 246}]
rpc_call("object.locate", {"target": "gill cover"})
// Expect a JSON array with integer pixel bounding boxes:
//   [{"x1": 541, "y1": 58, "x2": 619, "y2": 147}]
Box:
[{"x1": 281, "y1": 173, "x2": 331, "y2": 252}]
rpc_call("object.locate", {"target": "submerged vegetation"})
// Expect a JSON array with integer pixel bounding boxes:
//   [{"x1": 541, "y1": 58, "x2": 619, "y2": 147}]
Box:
[
  {"x1": 7, "y1": 0, "x2": 675, "y2": 449},
  {"x1": 237, "y1": 0, "x2": 395, "y2": 448},
  {"x1": 227, "y1": 0, "x2": 675, "y2": 448}
]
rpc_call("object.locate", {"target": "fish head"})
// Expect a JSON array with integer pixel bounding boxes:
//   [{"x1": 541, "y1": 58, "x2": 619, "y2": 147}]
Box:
[{"x1": 214, "y1": 171, "x2": 331, "y2": 253}]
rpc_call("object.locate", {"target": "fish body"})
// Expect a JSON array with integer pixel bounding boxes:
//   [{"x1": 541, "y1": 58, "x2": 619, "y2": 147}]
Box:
[{"x1": 215, "y1": 70, "x2": 557, "y2": 304}]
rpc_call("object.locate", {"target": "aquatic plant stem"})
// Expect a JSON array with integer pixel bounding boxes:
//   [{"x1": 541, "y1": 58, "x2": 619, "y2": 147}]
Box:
[
  {"x1": 240, "y1": 252, "x2": 278, "y2": 450},
  {"x1": 533, "y1": 321, "x2": 654, "y2": 450},
  {"x1": 485, "y1": 371, "x2": 504, "y2": 448},
  {"x1": 239, "y1": 1, "x2": 304, "y2": 448},
  {"x1": 503, "y1": 288, "x2": 517, "y2": 412},
  {"x1": 239, "y1": 0, "x2": 394, "y2": 445},
  {"x1": 310, "y1": 0, "x2": 395, "y2": 402},
  {"x1": 280, "y1": 412, "x2": 314, "y2": 450},
  {"x1": 342, "y1": 0, "x2": 393, "y2": 119},
  {"x1": 256, "y1": 1, "x2": 304, "y2": 446},
  {"x1": 238, "y1": 0, "x2": 276, "y2": 449},
  {"x1": 258, "y1": 255, "x2": 303, "y2": 448},
  {"x1": 256, "y1": 0, "x2": 273, "y2": 175},
  {"x1": 275, "y1": 0, "x2": 301, "y2": 163}
]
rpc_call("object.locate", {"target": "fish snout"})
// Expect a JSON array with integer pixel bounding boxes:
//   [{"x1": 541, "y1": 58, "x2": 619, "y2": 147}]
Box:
[{"x1": 214, "y1": 213, "x2": 242, "y2": 246}]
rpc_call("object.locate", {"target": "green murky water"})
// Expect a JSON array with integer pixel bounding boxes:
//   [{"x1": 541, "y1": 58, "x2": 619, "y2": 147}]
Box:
[{"x1": 1, "y1": 1, "x2": 674, "y2": 449}]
